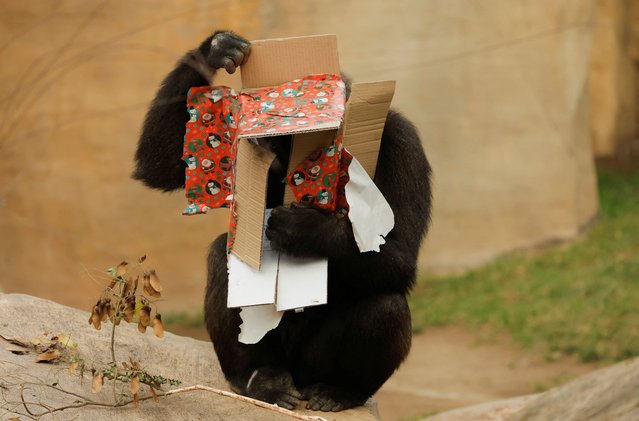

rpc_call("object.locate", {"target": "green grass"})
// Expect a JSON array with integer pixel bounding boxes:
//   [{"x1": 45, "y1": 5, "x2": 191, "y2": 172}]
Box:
[
  {"x1": 410, "y1": 169, "x2": 639, "y2": 363},
  {"x1": 163, "y1": 310, "x2": 205, "y2": 329}
]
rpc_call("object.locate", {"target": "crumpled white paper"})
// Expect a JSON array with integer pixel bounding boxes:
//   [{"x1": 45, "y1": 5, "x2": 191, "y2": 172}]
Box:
[
  {"x1": 238, "y1": 305, "x2": 284, "y2": 344},
  {"x1": 344, "y1": 154, "x2": 395, "y2": 252}
]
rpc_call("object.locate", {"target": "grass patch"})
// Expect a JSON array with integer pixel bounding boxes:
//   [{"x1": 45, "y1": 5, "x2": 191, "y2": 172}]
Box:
[
  {"x1": 410, "y1": 168, "x2": 639, "y2": 362},
  {"x1": 163, "y1": 310, "x2": 205, "y2": 329}
]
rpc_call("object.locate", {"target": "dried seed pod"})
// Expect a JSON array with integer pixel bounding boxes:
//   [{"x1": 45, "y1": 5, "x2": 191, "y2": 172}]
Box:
[
  {"x1": 106, "y1": 302, "x2": 115, "y2": 320},
  {"x1": 130, "y1": 375, "x2": 140, "y2": 395},
  {"x1": 132, "y1": 275, "x2": 139, "y2": 294},
  {"x1": 35, "y1": 350, "x2": 61, "y2": 363},
  {"x1": 152, "y1": 314, "x2": 164, "y2": 338},
  {"x1": 143, "y1": 275, "x2": 161, "y2": 298},
  {"x1": 138, "y1": 305, "x2": 151, "y2": 334},
  {"x1": 91, "y1": 373, "x2": 103, "y2": 393},
  {"x1": 116, "y1": 261, "x2": 128, "y2": 277},
  {"x1": 123, "y1": 297, "x2": 136, "y2": 322},
  {"x1": 68, "y1": 361, "x2": 79, "y2": 376},
  {"x1": 139, "y1": 305, "x2": 151, "y2": 327},
  {"x1": 99, "y1": 301, "x2": 110, "y2": 322},
  {"x1": 148, "y1": 270, "x2": 163, "y2": 293},
  {"x1": 150, "y1": 385, "x2": 159, "y2": 402},
  {"x1": 90, "y1": 305, "x2": 102, "y2": 330},
  {"x1": 137, "y1": 321, "x2": 147, "y2": 333}
]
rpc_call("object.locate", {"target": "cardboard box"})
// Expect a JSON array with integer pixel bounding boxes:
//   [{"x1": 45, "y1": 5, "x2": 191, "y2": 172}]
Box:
[{"x1": 225, "y1": 35, "x2": 395, "y2": 312}]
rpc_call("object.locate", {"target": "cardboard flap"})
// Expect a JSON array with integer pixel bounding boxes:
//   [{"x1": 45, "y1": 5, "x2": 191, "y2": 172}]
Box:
[
  {"x1": 342, "y1": 81, "x2": 396, "y2": 178},
  {"x1": 231, "y1": 141, "x2": 276, "y2": 270},
  {"x1": 241, "y1": 35, "x2": 341, "y2": 89}
]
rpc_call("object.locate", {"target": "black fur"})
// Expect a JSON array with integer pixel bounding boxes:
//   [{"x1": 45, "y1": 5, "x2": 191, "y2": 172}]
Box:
[{"x1": 134, "y1": 31, "x2": 432, "y2": 412}]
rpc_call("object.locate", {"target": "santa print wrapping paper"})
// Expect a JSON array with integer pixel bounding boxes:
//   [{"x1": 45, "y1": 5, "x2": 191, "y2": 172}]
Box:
[{"x1": 181, "y1": 74, "x2": 350, "y2": 251}]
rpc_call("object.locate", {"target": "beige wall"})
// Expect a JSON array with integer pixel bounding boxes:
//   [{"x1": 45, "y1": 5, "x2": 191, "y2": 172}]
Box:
[
  {"x1": 0, "y1": 0, "x2": 599, "y2": 310},
  {"x1": 589, "y1": 0, "x2": 639, "y2": 158}
]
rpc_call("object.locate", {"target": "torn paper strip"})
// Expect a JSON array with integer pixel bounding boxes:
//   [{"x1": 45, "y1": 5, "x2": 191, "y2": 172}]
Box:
[
  {"x1": 238, "y1": 305, "x2": 284, "y2": 344},
  {"x1": 344, "y1": 154, "x2": 395, "y2": 252}
]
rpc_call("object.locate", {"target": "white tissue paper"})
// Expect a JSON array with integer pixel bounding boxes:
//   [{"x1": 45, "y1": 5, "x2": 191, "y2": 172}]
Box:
[{"x1": 344, "y1": 154, "x2": 395, "y2": 252}]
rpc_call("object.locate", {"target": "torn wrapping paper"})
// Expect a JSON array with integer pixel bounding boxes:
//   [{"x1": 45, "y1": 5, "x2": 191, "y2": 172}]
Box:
[
  {"x1": 182, "y1": 74, "x2": 346, "y2": 217},
  {"x1": 285, "y1": 130, "x2": 352, "y2": 213}
]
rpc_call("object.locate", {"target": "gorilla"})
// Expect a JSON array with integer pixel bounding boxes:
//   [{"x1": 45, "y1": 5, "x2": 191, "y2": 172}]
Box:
[{"x1": 133, "y1": 31, "x2": 432, "y2": 412}]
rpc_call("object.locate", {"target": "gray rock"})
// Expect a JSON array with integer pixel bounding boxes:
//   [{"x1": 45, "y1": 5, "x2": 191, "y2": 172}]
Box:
[
  {"x1": 424, "y1": 356, "x2": 639, "y2": 421},
  {"x1": 507, "y1": 357, "x2": 639, "y2": 421},
  {"x1": 0, "y1": 293, "x2": 377, "y2": 420}
]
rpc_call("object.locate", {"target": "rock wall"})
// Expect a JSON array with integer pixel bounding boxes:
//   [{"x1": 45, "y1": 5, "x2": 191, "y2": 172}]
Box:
[
  {"x1": 0, "y1": 0, "x2": 599, "y2": 310},
  {"x1": 589, "y1": 0, "x2": 639, "y2": 158}
]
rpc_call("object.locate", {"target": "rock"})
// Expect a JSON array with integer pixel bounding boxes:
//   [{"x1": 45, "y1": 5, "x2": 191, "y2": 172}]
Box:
[
  {"x1": 424, "y1": 357, "x2": 639, "y2": 421},
  {"x1": 423, "y1": 395, "x2": 539, "y2": 421},
  {"x1": 508, "y1": 357, "x2": 639, "y2": 421},
  {"x1": 0, "y1": 293, "x2": 377, "y2": 421}
]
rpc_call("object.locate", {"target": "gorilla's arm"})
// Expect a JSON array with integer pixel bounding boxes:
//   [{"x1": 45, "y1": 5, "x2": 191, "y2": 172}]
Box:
[
  {"x1": 133, "y1": 32, "x2": 250, "y2": 191},
  {"x1": 266, "y1": 110, "x2": 432, "y2": 295}
]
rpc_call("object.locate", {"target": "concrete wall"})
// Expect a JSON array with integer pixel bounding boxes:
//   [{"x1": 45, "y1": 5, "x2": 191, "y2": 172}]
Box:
[
  {"x1": 589, "y1": 0, "x2": 639, "y2": 158},
  {"x1": 0, "y1": 0, "x2": 599, "y2": 310}
]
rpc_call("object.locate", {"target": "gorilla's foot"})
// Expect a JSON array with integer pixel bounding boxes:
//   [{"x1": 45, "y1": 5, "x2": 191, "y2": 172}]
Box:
[
  {"x1": 301, "y1": 383, "x2": 367, "y2": 412},
  {"x1": 245, "y1": 367, "x2": 302, "y2": 410}
]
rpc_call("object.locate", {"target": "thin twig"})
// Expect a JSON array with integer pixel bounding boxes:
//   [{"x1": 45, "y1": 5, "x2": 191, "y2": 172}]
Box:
[
  {"x1": 162, "y1": 385, "x2": 328, "y2": 421},
  {"x1": 9, "y1": 381, "x2": 328, "y2": 421}
]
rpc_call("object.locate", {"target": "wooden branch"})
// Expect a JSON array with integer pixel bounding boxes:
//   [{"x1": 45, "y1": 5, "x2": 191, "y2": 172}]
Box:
[
  {"x1": 162, "y1": 385, "x2": 328, "y2": 421},
  {"x1": 7, "y1": 381, "x2": 328, "y2": 421}
]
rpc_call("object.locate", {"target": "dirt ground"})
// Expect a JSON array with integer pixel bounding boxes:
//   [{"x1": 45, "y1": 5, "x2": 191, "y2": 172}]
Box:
[
  {"x1": 172, "y1": 324, "x2": 596, "y2": 421},
  {"x1": 374, "y1": 326, "x2": 596, "y2": 421}
]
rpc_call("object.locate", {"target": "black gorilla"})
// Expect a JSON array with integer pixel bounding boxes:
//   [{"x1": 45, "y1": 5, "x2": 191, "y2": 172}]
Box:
[{"x1": 134, "y1": 31, "x2": 432, "y2": 412}]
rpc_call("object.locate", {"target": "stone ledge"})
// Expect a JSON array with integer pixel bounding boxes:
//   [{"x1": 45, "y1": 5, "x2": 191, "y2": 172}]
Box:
[{"x1": 0, "y1": 293, "x2": 377, "y2": 421}]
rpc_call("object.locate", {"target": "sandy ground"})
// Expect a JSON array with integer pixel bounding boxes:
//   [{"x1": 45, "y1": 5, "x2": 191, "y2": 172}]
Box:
[{"x1": 374, "y1": 327, "x2": 596, "y2": 421}]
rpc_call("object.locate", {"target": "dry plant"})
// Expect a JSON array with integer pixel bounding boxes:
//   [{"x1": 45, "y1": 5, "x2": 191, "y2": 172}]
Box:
[
  {"x1": 0, "y1": 257, "x2": 328, "y2": 421},
  {"x1": 84, "y1": 255, "x2": 179, "y2": 406}
]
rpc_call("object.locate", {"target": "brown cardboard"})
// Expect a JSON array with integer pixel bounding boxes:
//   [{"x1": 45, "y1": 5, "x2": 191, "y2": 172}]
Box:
[
  {"x1": 231, "y1": 140, "x2": 276, "y2": 269},
  {"x1": 230, "y1": 35, "x2": 395, "y2": 272},
  {"x1": 231, "y1": 35, "x2": 342, "y2": 270},
  {"x1": 241, "y1": 35, "x2": 340, "y2": 89},
  {"x1": 341, "y1": 81, "x2": 396, "y2": 178}
]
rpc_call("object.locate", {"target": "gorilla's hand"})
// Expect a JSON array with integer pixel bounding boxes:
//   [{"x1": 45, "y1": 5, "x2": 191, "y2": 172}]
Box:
[
  {"x1": 207, "y1": 31, "x2": 251, "y2": 74},
  {"x1": 266, "y1": 204, "x2": 347, "y2": 258}
]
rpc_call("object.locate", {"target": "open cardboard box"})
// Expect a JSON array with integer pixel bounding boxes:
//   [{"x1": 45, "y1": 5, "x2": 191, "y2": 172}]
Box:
[{"x1": 226, "y1": 34, "x2": 395, "y2": 313}]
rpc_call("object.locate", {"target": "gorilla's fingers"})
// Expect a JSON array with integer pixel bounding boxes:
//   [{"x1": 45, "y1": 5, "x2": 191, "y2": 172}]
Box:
[
  {"x1": 320, "y1": 400, "x2": 334, "y2": 412},
  {"x1": 232, "y1": 50, "x2": 245, "y2": 67},
  {"x1": 276, "y1": 399, "x2": 296, "y2": 410},
  {"x1": 222, "y1": 57, "x2": 236, "y2": 74},
  {"x1": 289, "y1": 388, "x2": 303, "y2": 399},
  {"x1": 277, "y1": 392, "x2": 300, "y2": 408},
  {"x1": 227, "y1": 32, "x2": 251, "y2": 48}
]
